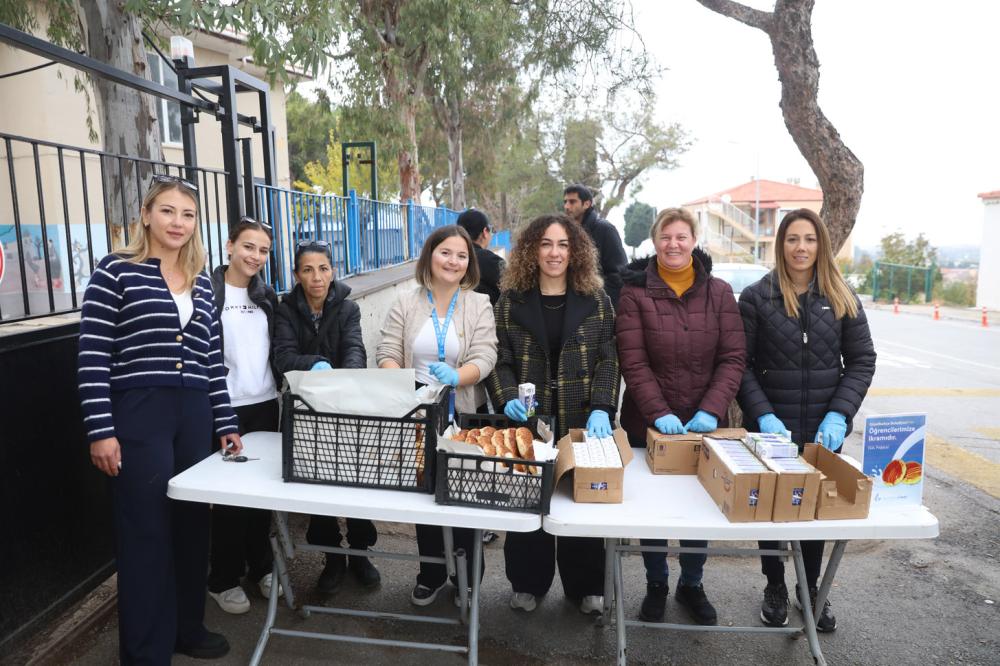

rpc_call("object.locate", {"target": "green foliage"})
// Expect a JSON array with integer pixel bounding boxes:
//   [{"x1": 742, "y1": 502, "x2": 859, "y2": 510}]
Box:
[
  {"x1": 286, "y1": 90, "x2": 336, "y2": 185},
  {"x1": 878, "y1": 231, "x2": 937, "y2": 268},
  {"x1": 623, "y1": 201, "x2": 656, "y2": 249},
  {"x1": 933, "y1": 279, "x2": 977, "y2": 307}
]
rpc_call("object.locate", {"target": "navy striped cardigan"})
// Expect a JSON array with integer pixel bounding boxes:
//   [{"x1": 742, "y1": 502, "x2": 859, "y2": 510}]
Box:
[{"x1": 78, "y1": 254, "x2": 238, "y2": 443}]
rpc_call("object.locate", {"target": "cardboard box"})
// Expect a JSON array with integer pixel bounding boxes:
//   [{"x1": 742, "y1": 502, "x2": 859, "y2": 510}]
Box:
[
  {"x1": 554, "y1": 428, "x2": 634, "y2": 503},
  {"x1": 802, "y1": 444, "x2": 873, "y2": 520},
  {"x1": 646, "y1": 427, "x2": 747, "y2": 475},
  {"x1": 697, "y1": 436, "x2": 776, "y2": 522},
  {"x1": 761, "y1": 456, "x2": 821, "y2": 522}
]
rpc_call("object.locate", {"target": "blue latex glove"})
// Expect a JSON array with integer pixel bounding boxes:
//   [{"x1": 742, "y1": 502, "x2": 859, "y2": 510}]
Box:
[
  {"x1": 586, "y1": 410, "x2": 612, "y2": 437},
  {"x1": 504, "y1": 399, "x2": 528, "y2": 422},
  {"x1": 758, "y1": 413, "x2": 791, "y2": 438},
  {"x1": 814, "y1": 411, "x2": 847, "y2": 451},
  {"x1": 311, "y1": 361, "x2": 332, "y2": 371},
  {"x1": 684, "y1": 410, "x2": 718, "y2": 433},
  {"x1": 654, "y1": 413, "x2": 686, "y2": 435},
  {"x1": 428, "y1": 362, "x2": 460, "y2": 387}
]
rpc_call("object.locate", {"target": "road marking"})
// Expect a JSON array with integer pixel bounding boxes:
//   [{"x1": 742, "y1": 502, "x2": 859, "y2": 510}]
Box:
[
  {"x1": 973, "y1": 427, "x2": 1000, "y2": 440},
  {"x1": 868, "y1": 388, "x2": 1000, "y2": 397},
  {"x1": 926, "y1": 435, "x2": 1000, "y2": 499},
  {"x1": 873, "y1": 338, "x2": 1000, "y2": 372},
  {"x1": 872, "y1": 350, "x2": 933, "y2": 369}
]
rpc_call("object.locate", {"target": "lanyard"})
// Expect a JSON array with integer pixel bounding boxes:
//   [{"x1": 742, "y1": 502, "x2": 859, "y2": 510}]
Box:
[{"x1": 427, "y1": 290, "x2": 459, "y2": 362}]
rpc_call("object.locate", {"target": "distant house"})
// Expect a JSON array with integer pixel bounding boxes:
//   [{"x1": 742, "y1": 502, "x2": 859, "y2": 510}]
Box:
[
  {"x1": 683, "y1": 179, "x2": 852, "y2": 265},
  {"x1": 977, "y1": 190, "x2": 1000, "y2": 309}
]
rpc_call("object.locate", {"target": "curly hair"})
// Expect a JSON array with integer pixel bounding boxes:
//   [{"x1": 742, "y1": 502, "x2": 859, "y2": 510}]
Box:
[{"x1": 500, "y1": 214, "x2": 604, "y2": 296}]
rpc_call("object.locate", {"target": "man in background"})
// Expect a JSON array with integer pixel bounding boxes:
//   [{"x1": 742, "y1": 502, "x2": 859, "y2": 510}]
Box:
[
  {"x1": 457, "y1": 209, "x2": 505, "y2": 306},
  {"x1": 563, "y1": 184, "x2": 627, "y2": 306}
]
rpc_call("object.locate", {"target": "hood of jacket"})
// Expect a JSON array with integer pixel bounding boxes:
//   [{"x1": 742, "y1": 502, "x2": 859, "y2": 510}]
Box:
[
  {"x1": 621, "y1": 246, "x2": 714, "y2": 287},
  {"x1": 289, "y1": 278, "x2": 353, "y2": 321},
  {"x1": 211, "y1": 264, "x2": 272, "y2": 312}
]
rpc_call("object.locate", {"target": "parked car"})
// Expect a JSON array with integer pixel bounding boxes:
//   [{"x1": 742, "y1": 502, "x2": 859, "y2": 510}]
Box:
[{"x1": 711, "y1": 262, "x2": 770, "y2": 300}]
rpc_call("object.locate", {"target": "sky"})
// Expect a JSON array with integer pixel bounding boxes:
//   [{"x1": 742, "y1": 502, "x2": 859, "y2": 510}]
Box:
[{"x1": 624, "y1": 0, "x2": 1000, "y2": 249}]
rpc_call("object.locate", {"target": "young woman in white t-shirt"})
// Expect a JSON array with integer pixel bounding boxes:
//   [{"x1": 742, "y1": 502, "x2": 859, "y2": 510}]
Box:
[{"x1": 206, "y1": 217, "x2": 280, "y2": 615}]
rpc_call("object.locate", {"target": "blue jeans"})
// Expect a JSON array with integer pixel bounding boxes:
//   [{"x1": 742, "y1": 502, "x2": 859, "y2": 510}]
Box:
[{"x1": 641, "y1": 539, "x2": 707, "y2": 587}]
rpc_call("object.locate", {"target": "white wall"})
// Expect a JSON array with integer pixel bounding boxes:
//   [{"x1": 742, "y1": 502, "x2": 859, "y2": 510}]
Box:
[
  {"x1": 976, "y1": 198, "x2": 1000, "y2": 309},
  {"x1": 347, "y1": 276, "x2": 417, "y2": 368}
]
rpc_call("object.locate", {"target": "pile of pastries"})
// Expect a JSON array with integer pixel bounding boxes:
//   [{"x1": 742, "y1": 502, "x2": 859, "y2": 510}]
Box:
[{"x1": 452, "y1": 426, "x2": 539, "y2": 474}]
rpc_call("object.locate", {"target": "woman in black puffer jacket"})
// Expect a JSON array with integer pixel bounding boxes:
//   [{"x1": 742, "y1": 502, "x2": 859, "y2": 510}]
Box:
[
  {"x1": 273, "y1": 241, "x2": 379, "y2": 595},
  {"x1": 738, "y1": 209, "x2": 876, "y2": 635}
]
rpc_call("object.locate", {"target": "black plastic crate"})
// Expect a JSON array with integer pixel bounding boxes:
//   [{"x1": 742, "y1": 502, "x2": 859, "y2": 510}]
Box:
[
  {"x1": 281, "y1": 387, "x2": 450, "y2": 493},
  {"x1": 434, "y1": 413, "x2": 557, "y2": 514}
]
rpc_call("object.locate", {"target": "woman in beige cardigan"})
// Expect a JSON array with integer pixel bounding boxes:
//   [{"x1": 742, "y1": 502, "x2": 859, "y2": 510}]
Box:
[{"x1": 376, "y1": 224, "x2": 497, "y2": 607}]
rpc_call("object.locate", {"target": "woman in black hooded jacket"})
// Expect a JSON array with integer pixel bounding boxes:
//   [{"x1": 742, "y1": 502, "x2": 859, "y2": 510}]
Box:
[
  {"x1": 738, "y1": 209, "x2": 876, "y2": 634},
  {"x1": 273, "y1": 240, "x2": 379, "y2": 594}
]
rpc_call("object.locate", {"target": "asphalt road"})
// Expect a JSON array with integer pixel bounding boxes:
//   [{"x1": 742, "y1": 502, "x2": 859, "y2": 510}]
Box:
[{"x1": 55, "y1": 308, "x2": 1000, "y2": 666}]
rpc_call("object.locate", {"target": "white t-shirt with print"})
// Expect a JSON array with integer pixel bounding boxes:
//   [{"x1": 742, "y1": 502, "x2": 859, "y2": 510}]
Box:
[{"x1": 221, "y1": 283, "x2": 278, "y2": 407}]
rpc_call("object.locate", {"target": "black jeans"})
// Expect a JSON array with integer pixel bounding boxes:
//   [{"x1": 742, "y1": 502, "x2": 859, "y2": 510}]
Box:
[
  {"x1": 208, "y1": 399, "x2": 279, "y2": 592},
  {"x1": 760, "y1": 540, "x2": 826, "y2": 589},
  {"x1": 307, "y1": 515, "x2": 378, "y2": 556},
  {"x1": 504, "y1": 529, "x2": 605, "y2": 599},
  {"x1": 415, "y1": 525, "x2": 484, "y2": 589}
]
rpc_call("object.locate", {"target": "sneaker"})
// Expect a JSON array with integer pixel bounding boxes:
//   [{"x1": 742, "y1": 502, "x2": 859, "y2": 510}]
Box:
[
  {"x1": 760, "y1": 582, "x2": 789, "y2": 627},
  {"x1": 794, "y1": 585, "x2": 837, "y2": 633},
  {"x1": 175, "y1": 630, "x2": 230, "y2": 659},
  {"x1": 207, "y1": 586, "x2": 250, "y2": 615},
  {"x1": 257, "y1": 573, "x2": 283, "y2": 599},
  {"x1": 410, "y1": 581, "x2": 446, "y2": 606},
  {"x1": 580, "y1": 595, "x2": 604, "y2": 616},
  {"x1": 509, "y1": 592, "x2": 537, "y2": 612},
  {"x1": 639, "y1": 581, "x2": 668, "y2": 622},
  {"x1": 482, "y1": 531, "x2": 498, "y2": 544},
  {"x1": 348, "y1": 555, "x2": 381, "y2": 589},
  {"x1": 316, "y1": 555, "x2": 346, "y2": 594},
  {"x1": 676, "y1": 583, "x2": 718, "y2": 626}
]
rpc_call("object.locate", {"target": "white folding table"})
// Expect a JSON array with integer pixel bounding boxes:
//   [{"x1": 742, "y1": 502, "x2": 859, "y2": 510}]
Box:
[
  {"x1": 167, "y1": 431, "x2": 541, "y2": 665},
  {"x1": 542, "y1": 454, "x2": 939, "y2": 666}
]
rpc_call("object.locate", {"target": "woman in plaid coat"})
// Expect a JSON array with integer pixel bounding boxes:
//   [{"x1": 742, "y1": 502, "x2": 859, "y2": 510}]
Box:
[{"x1": 487, "y1": 214, "x2": 620, "y2": 616}]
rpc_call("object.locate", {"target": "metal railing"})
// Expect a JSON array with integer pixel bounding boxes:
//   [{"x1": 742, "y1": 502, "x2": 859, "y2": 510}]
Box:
[
  {"x1": 0, "y1": 132, "x2": 228, "y2": 323},
  {"x1": 706, "y1": 198, "x2": 759, "y2": 239},
  {"x1": 700, "y1": 224, "x2": 755, "y2": 263},
  {"x1": 253, "y1": 184, "x2": 460, "y2": 292}
]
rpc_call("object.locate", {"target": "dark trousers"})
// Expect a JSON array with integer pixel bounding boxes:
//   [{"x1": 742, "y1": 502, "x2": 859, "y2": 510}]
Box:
[
  {"x1": 640, "y1": 539, "x2": 707, "y2": 587},
  {"x1": 415, "y1": 525, "x2": 484, "y2": 589},
  {"x1": 307, "y1": 515, "x2": 378, "y2": 556},
  {"x1": 504, "y1": 529, "x2": 605, "y2": 599},
  {"x1": 110, "y1": 387, "x2": 215, "y2": 665},
  {"x1": 760, "y1": 540, "x2": 826, "y2": 589},
  {"x1": 208, "y1": 399, "x2": 279, "y2": 592}
]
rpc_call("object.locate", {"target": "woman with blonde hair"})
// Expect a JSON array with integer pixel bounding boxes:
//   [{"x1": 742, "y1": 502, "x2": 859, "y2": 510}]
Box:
[
  {"x1": 488, "y1": 214, "x2": 620, "y2": 616},
  {"x1": 738, "y1": 208, "x2": 876, "y2": 633},
  {"x1": 78, "y1": 174, "x2": 241, "y2": 662}
]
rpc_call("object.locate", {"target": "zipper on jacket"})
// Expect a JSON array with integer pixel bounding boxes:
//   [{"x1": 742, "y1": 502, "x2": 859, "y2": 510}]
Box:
[{"x1": 800, "y1": 290, "x2": 810, "y2": 442}]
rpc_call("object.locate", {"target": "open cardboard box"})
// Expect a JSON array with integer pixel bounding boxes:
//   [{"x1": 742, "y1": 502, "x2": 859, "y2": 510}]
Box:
[
  {"x1": 554, "y1": 428, "x2": 634, "y2": 503},
  {"x1": 646, "y1": 427, "x2": 747, "y2": 474},
  {"x1": 760, "y1": 455, "x2": 821, "y2": 522},
  {"x1": 802, "y1": 444, "x2": 873, "y2": 520},
  {"x1": 697, "y1": 436, "x2": 776, "y2": 522}
]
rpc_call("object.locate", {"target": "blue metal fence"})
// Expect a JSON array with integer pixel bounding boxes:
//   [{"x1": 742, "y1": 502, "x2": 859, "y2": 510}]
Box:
[{"x1": 253, "y1": 184, "x2": 459, "y2": 292}]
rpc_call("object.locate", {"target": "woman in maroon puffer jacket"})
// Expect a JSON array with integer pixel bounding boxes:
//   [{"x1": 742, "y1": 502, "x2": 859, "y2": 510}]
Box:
[{"x1": 617, "y1": 207, "x2": 745, "y2": 626}]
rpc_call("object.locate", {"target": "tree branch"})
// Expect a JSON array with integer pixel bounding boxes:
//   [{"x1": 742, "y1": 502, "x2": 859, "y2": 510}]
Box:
[{"x1": 694, "y1": 0, "x2": 774, "y2": 33}]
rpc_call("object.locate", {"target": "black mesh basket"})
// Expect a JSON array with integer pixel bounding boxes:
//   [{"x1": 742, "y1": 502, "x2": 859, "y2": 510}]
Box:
[
  {"x1": 281, "y1": 387, "x2": 450, "y2": 493},
  {"x1": 434, "y1": 413, "x2": 557, "y2": 514}
]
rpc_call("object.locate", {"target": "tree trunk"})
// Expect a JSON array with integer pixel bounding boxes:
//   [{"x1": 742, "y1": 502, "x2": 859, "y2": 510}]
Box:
[
  {"x1": 78, "y1": 0, "x2": 161, "y2": 248},
  {"x1": 432, "y1": 93, "x2": 466, "y2": 210},
  {"x1": 397, "y1": 102, "x2": 421, "y2": 203},
  {"x1": 695, "y1": 0, "x2": 863, "y2": 252}
]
